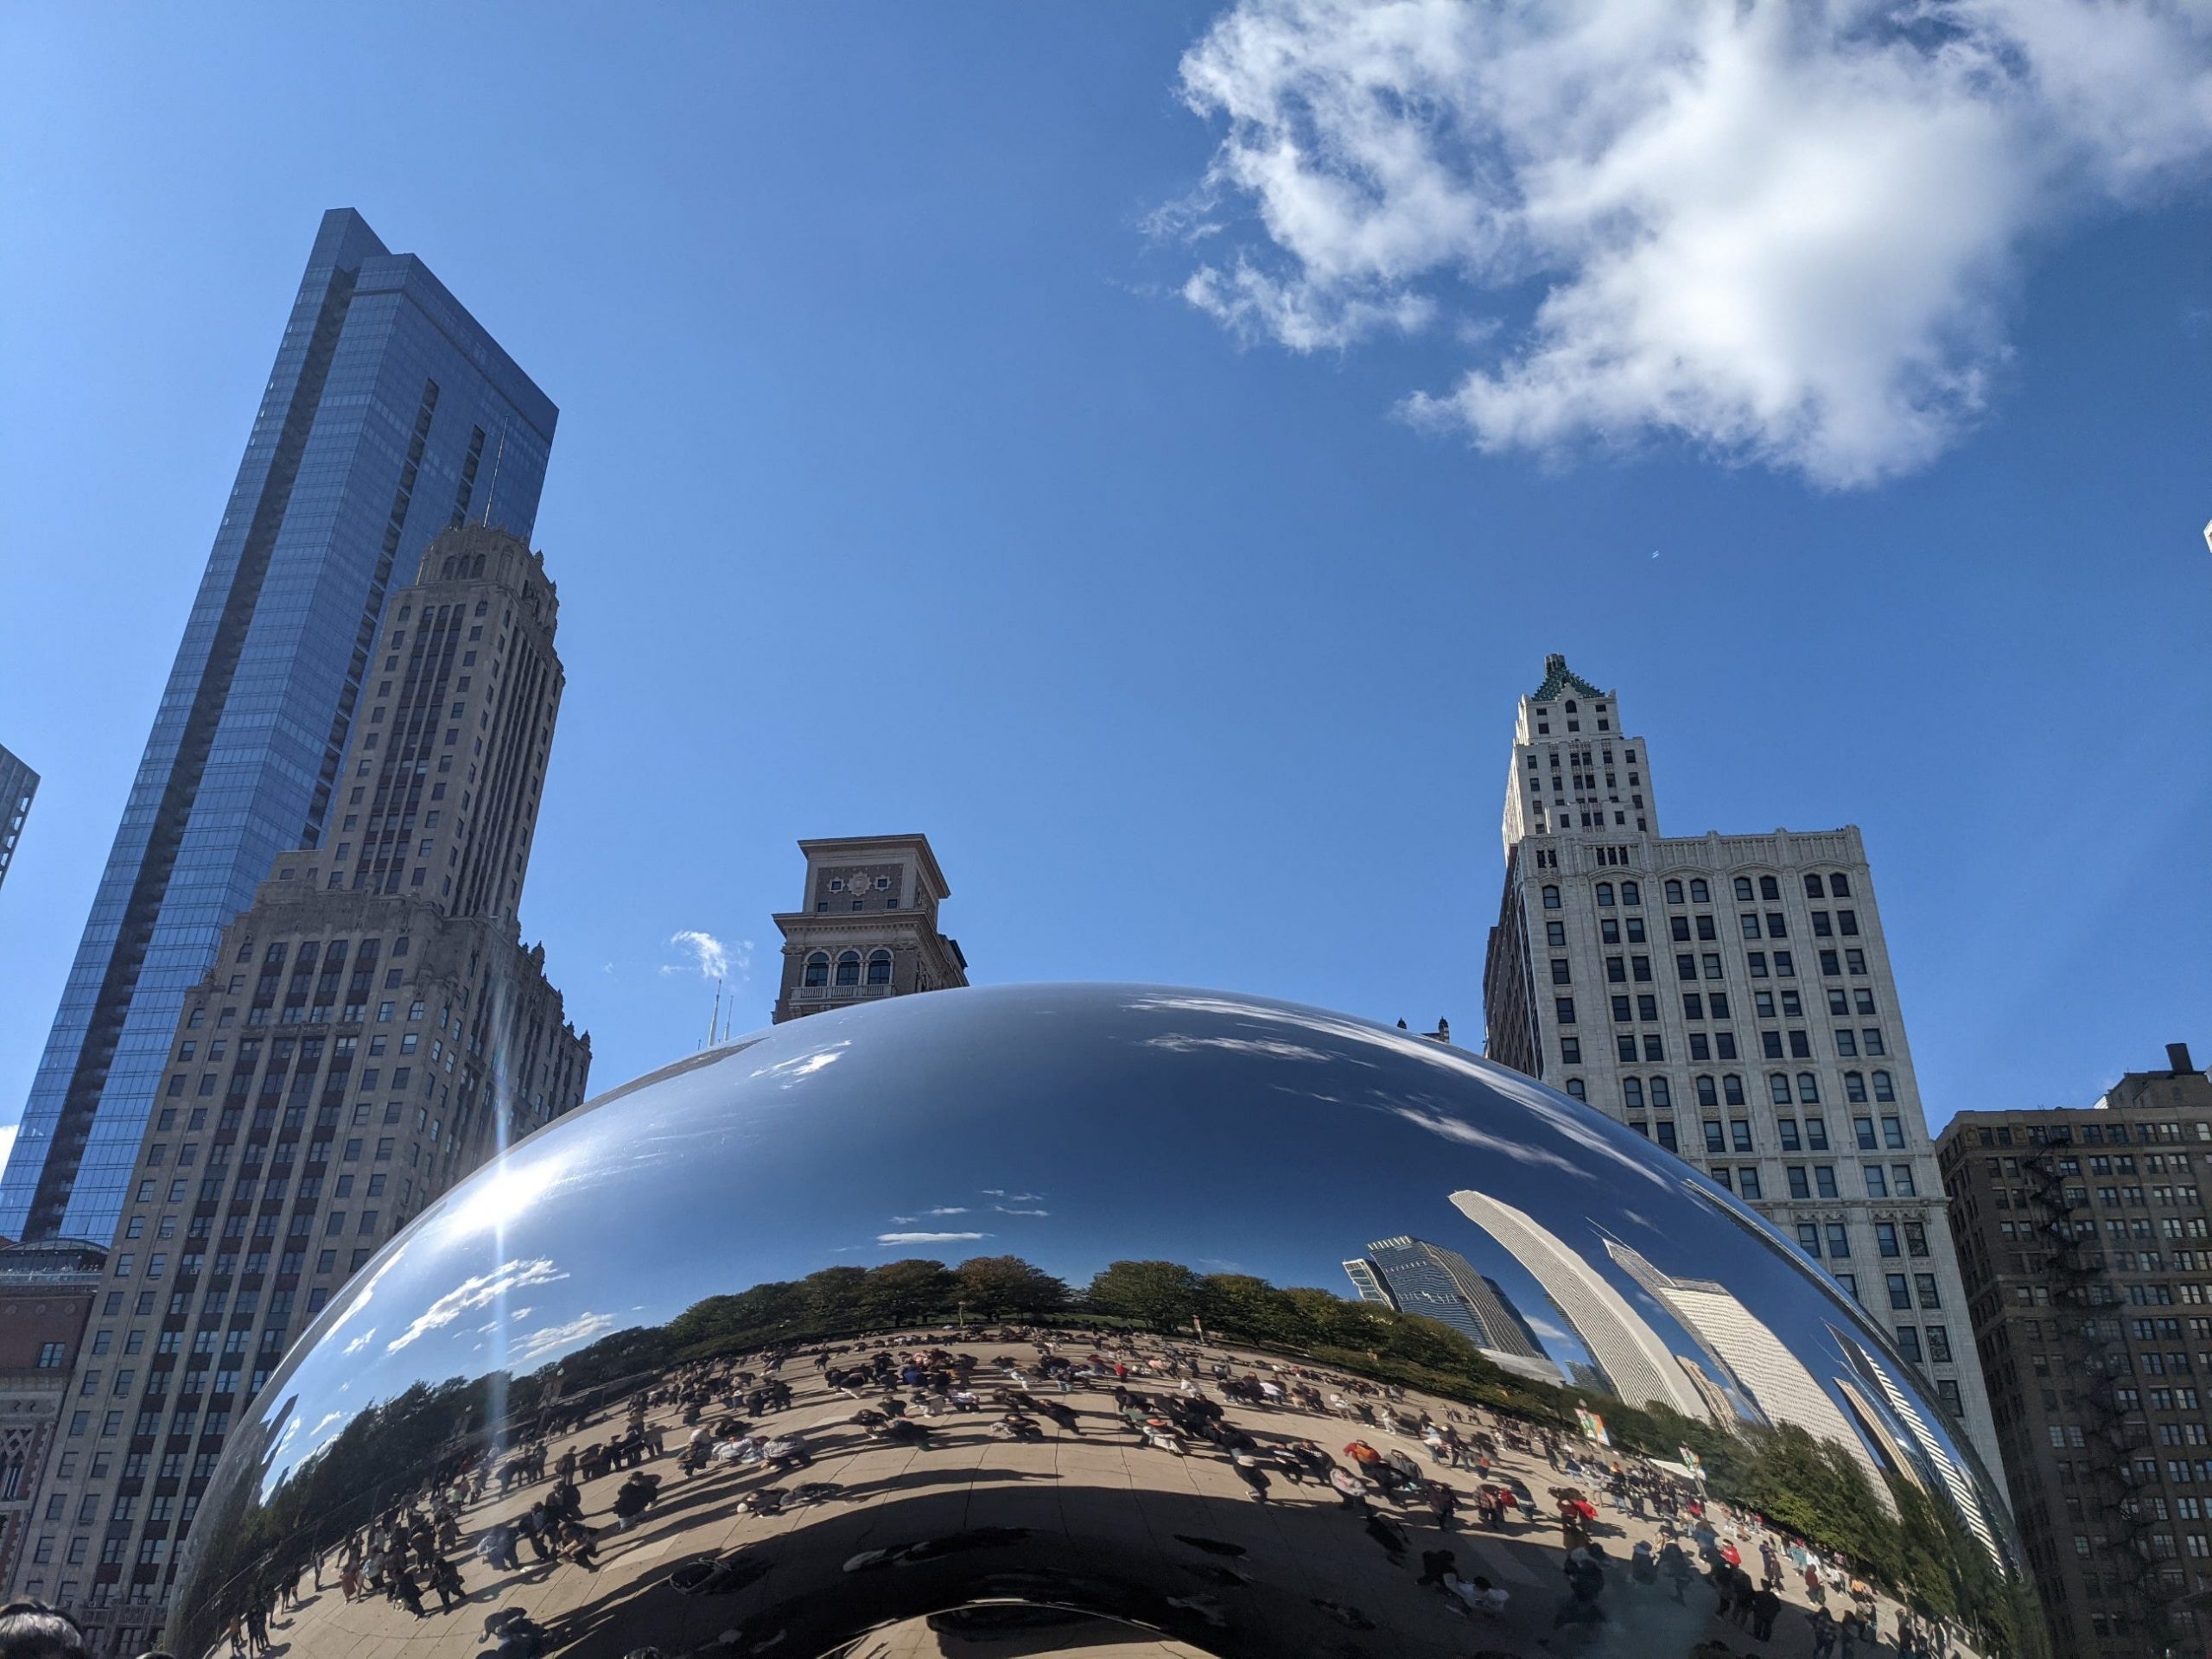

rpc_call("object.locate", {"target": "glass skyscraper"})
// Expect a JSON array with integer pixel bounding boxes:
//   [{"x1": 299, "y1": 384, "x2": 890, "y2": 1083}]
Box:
[{"x1": 0, "y1": 209, "x2": 555, "y2": 1243}]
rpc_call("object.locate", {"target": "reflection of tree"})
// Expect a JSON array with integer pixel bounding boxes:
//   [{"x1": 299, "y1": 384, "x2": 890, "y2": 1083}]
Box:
[
  {"x1": 175, "y1": 1250, "x2": 2031, "y2": 1659},
  {"x1": 177, "y1": 1370, "x2": 546, "y2": 1657},
  {"x1": 1585, "y1": 1400, "x2": 2031, "y2": 1656}
]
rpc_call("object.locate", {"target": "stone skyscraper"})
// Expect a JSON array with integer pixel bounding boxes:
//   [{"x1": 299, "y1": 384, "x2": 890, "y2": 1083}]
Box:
[
  {"x1": 1, "y1": 210, "x2": 555, "y2": 1244},
  {"x1": 772, "y1": 835, "x2": 968, "y2": 1024},
  {"x1": 1479, "y1": 653, "x2": 1998, "y2": 1465},
  {"x1": 5, "y1": 526, "x2": 589, "y2": 1649}
]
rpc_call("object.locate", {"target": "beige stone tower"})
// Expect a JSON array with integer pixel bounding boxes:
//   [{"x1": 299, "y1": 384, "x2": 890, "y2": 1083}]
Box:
[{"x1": 771, "y1": 835, "x2": 967, "y2": 1024}]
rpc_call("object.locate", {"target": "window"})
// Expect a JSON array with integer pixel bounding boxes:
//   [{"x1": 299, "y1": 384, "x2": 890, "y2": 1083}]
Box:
[
  {"x1": 1815, "y1": 1166, "x2": 1840, "y2": 1198},
  {"x1": 1624, "y1": 1078, "x2": 1645, "y2": 1109},
  {"x1": 1557, "y1": 959, "x2": 1577, "y2": 985},
  {"x1": 865, "y1": 950, "x2": 893, "y2": 987},
  {"x1": 1770, "y1": 1073, "x2": 1791, "y2": 1104},
  {"x1": 802, "y1": 953, "x2": 829, "y2": 988},
  {"x1": 1704, "y1": 1121, "x2": 1726, "y2": 1154},
  {"x1": 1555, "y1": 997, "x2": 1576, "y2": 1025},
  {"x1": 1844, "y1": 1071, "x2": 1867, "y2": 1103},
  {"x1": 1546, "y1": 920, "x2": 1567, "y2": 947},
  {"x1": 1564, "y1": 1078, "x2": 1586, "y2": 1101},
  {"x1": 1865, "y1": 1166, "x2": 1889, "y2": 1198},
  {"x1": 1665, "y1": 880, "x2": 1684, "y2": 904},
  {"x1": 1596, "y1": 882, "x2": 1615, "y2": 906},
  {"x1": 1734, "y1": 877, "x2": 1754, "y2": 901},
  {"x1": 1778, "y1": 1118, "x2": 1802, "y2": 1151},
  {"x1": 1895, "y1": 1325, "x2": 1922, "y2": 1362},
  {"x1": 1803, "y1": 874, "x2": 1825, "y2": 898},
  {"x1": 1881, "y1": 1114, "x2": 1906, "y2": 1149},
  {"x1": 1914, "y1": 1273, "x2": 1941, "y2": 1308},
  {"x1": 1926, "y1": 1324, "x2": 1952, "y2": 1363},
  {"x1": 1695, "y1": 1076, "x2": 1719, "y2": 1108},
  {"x1": 1877, "y1": 1220, "x2": 1900, "y2": 1255},
  {"x1": 1854, "y1": 1116, "x2": 1878, "y2": 1150},
  {"x1": 834, "y1": 951, "x2": 861, "y2": 987},
  {"x1": 1622, "y1": 880, "x2": 1640, "y2": 906},
  {"x1": 1806, "y1": 1116, "x2": 1829, "y2": 1150},
  {"x1": 1542, "y1": 886, "x2": 1561, "y2": 909},
  {"x1": 1723, "y1": 1074, "x2": 1745, "y2": 1106},
  {"x1": 1872, "y1": 1071, "x2": 1895, "y2": 1103},
  {"x1": 1796, "y1": 1223, "x2": 1822, "y2": 1256},
  {"x1": 1656, "y1": 1121, "x2": 1677, "y2": 1151},
  {"x1": 1730, "y1": 1118, "x2": 1752, "y2": 1152},
  {"x1": 1826, "y1": 1223, "x2": 1852, "y2": 1258},
  {"x1": 1788, "y1": 1166, "x2": 1811, "y2": 1198}
]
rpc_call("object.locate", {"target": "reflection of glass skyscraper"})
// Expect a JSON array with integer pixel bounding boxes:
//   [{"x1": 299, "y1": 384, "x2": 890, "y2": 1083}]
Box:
[
  {"x1": 1605, "y1": 1238, "x2": 1891, "y2": 1507},
  {"x1": 1450, "y1": 1190, "x2": 1711, "y2": 1419},
  {"x1": 0, "y1": 211, "x2": 555, "y2": 1243},
  {"x1": 1344, "y1": 1235, "x2": 1549, "y2": 1363}
]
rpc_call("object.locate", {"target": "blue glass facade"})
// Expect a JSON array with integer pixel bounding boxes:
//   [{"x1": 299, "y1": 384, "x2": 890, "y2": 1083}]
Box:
[{"x1": 0, "y1": 210, "x2": 555, "y2": 1243}]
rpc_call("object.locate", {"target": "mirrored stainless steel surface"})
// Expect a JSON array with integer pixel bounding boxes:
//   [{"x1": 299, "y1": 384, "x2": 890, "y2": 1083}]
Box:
[{"x1": 173, "y1": 983, "x2": 2044, "y2": 1658}]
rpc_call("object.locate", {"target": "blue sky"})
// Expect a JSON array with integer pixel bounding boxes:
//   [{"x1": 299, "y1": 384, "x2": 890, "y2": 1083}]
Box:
[{"x1": 2, "y1": 3, "x2": 2209, "y2": 1160}]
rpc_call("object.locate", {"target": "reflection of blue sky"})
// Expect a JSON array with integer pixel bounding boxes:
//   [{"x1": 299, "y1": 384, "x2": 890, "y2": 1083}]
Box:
[{"x1": 238, "y1": 982, "x2": 1995, "y2": 1543}]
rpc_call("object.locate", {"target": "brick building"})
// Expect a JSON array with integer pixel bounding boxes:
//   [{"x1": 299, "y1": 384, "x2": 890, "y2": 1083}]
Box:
[{"x1": 1936, "y1": 1042, "x2": 2212, "y2": 1659}]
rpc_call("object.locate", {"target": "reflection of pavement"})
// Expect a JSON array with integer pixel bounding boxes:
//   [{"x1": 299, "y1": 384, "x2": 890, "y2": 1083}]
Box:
[{"x1": 255, "y1": 1337, "x2": 1956, "y2": 1659}]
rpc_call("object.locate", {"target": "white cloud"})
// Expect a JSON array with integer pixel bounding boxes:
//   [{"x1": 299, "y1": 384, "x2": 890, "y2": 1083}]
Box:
[
  {"x1": 1171, "y1": 0, "x2": 2212, "y2": 485},
  {"x1": 923, "y1": 1206, "x2": 970, "y2": 1216},
  {"x1": 994, "y1": 1206, "x2": 1051, "y2": 1217},
  {"x1": 512, "y1": 1311, "x2": 617, "y2": 1367},
  {"x1": 877, "y1": 1230, "x2": 986, "y2": 1246},
  {"x1": 387, "y1": 1258, "x2": 569, "y2": 1352},
  {"x1": 662, "y1": 930, "x2": 753, "y2": 982}
]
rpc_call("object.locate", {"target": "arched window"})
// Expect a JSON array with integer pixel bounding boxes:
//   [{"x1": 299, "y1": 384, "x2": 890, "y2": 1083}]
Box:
[
  {"x1": 1733, "y1": 877, "x2": 1755, "y2": 901},
  {"x1": 1664, "y1": 880, "x2": 1684, "y2": 904},
  {"x1": 1759, "y1": 875, "x2": 1781, "y2": 900},
  {"x1": 1596, "y1": 882, "x2": 1615, "y2": 906},
  {"x1": 1803, "y1": 874, "x2": 1825, "y2": 898},
  {"x1": 1695, "y1": 1076, "x2": 1719, "y2": 1108},
  {"x1": 1723, "y1": 1074, "x2": 1745, "y2": 1106},
  {"x1": 1830, "y1": 874, "x2": 1853, "y2": 897},
  {"x1": 866, "y1": 950, "x2": 893, "y2": 987},
  {"x1": 1565, "y1": 1078, "x2": 1586, "y2": 1101},
  {"x1": 1796, "y1": 1072, "x2": 1821, "y2": 1103},
  {"x1": 1769, "y1": 1073, "x2": 1793, "y2": 1105},
  {"x1": 1649, "y1": 1076, "x2": 1672, "y2": 1109},
  {"x1": 1690, "y1": 879, "x2": 1710, "y2": 903},
  {"x1": 802, "y1": 953, "x2": 829, "y2": 988},
  {"x1": 834, "y1": 950, "x2": 861, "y2": 987},
  {"x1": 1621, "y1": 880, "x2": 1641, "y2": 906},
  {"x1": 1844, "y1": 1071, "x2": 1868, "y2": 1103},
  {"x1": 1872, "y1": 1071, "x2": 1895, "y2": 1103},
  {"x1": 1542, "y1": 886, "x2": 1561, "y2": 910},
  {"x1": 1624, "y1": 1078, "x2": 1644, "y2": 1109}
]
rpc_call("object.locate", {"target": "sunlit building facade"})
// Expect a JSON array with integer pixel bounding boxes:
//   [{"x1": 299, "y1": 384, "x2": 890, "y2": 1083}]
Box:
[
  {"x1": 1479, "y1": 652, "x2": 1997, "y2": 1466},
  {"x1": 0, "y1": 209, "x2": 556, "y2": 1246},
  {"x1": 4, "y1": 528, "x2": 590, "y2": 1652}
]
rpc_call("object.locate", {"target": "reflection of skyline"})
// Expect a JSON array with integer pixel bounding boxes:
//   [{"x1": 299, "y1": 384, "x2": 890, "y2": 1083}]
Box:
[
  {"x1": 1450, "y1": 1189, "x2": 1712, "y2": 1420},
  {"x1": 1344, "y1": 1235, "x2": 1564, "y2": 1385},
  {"x1": 1829, "y1": 1323, "x2": 2005, "y2": 1569},
  {"x1": 1605, "y1": 1237, "x2": 1893, "y2": 1510}
]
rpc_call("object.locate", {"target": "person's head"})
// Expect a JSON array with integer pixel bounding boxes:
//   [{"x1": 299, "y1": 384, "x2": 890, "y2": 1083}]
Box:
[{"x1": 0, "y1": 1601, "x2": 86, "y2": 1659}]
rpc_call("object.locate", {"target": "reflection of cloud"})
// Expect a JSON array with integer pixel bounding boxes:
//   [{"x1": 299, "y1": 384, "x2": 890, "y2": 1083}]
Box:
[
  {"x1": 1142, "y1": 1033, "x2": 1334, "y2": 1062},
  {"x1": 321, "y1": 1243, "x2": 410, "y2": 1347},
  {"x1": 512, "y1": 1311, "x2": 617, "y2": 1367},
  {"x1": 1373, "y1": 1101, "x2": 1592, "y2": 1179},
  {"x1": 995, "y1": 1206, "x2": 1050, "y2": 1217},
  {"x1": 752, "y1": 1046, "x2": 843, "y2": 1082},
  {"x1": 388, "y1": 1258, "x2": 569, "y2": 1352},
  {"x1": 342, "y1": 1328, "x2": 377, "y2": 1355},
  {"x1": 1128, "y1": 991, "x2": 1674, "y2": 1192},
  {"x1": 980, "y1": 1190, "x2": 1043, "y2": 1202},
  {"x1": 923, "y1": 1206, "x2": 969, "y2": 1216},
  {"x1": 877, "y1": 1230, "x2": 985, "y2": 1245}
]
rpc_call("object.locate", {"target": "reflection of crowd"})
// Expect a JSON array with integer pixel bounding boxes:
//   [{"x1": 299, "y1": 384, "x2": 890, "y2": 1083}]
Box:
[{"x1": 172, "y1": 1322, "x2": 1982, "y2": 1659}]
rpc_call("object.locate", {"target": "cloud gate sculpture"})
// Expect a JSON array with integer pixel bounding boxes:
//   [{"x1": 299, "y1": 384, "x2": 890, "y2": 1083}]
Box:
[{"x1": 171, "y1": 984, "x2": 2044, "y2": 1658}]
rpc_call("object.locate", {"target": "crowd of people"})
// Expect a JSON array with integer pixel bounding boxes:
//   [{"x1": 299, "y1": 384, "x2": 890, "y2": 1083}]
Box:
[{"x1": 131, "y1": 1321, "x2": 1979, "y2": 1659}]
